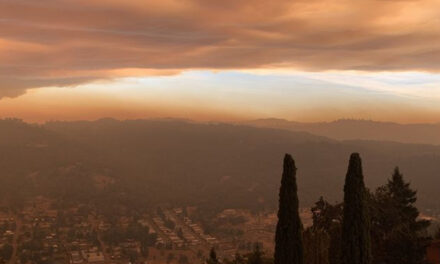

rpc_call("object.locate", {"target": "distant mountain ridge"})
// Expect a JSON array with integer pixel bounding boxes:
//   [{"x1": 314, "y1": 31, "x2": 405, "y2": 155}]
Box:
[
  {"x1": 243, "y1": 118, "x2": 440, "y2": 145},
  {"x1": 1, "y1": 118, "x2": 440, "y2": 214}
]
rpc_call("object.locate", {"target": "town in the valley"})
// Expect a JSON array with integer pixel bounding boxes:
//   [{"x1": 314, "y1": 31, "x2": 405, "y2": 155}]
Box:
[{"x1": 0, "y1": 197, "x2": 313, "y2": 264}]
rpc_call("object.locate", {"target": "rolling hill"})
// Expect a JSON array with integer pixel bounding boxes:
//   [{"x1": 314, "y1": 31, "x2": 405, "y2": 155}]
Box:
[
  {"x1": 0, "y1": 118, "x2": 439, "y2": 215},
  {"x1": 243, "y1": 118, "x2": 440, "y2": 145}
]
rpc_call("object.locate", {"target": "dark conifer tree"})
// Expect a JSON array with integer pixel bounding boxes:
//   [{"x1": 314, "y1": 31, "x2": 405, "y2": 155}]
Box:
[
  {"x1": 372, "y1": 167, "x2": 430, "y2": 264},
  {"x1": 303, "y1": 227, "x2": 330, "y2": 264},
  {"x1": 274, "y1": 154, "x2": 303, "y2": 264},
  {"x1": 231, "y1": 252, "x2": 245, "y2": 264},
  {"x1": 435, "y1": 227, "x2": 440, "y2": 240},
  {"x1": 207, "y1": 248, "x2": 219, "y2": 264},
  {"x1": 248, "y1": 244, "x2": 264, "y2": 264},
  {"x1": 387, "y1": 167, "x2": 422, "y2": 228},
  {"x1": 341, "y1": 153, "x2": 371, "y2": 264},
  {"x1": 310, "y1": 197, "x2": 342, "y2": 264}
]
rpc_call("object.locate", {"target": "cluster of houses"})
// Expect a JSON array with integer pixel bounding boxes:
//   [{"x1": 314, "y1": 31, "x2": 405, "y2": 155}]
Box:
[
  {"x1": 168, "y1": 208, "x2": 220, "y2": 248},
  {"x1": 97, "y1": 219, "x2": 144, "y2": 261},
  {"x1": 181, "y1": 216, "x2": 218, "y2": 246},
  {"x1": 3, "y1": 199, "x2": 284, "y2": 264},
  {"x1": 0, "y1": 216, "x2": 15, "y2": 262},
  {"x1": 0, "y1": 216, "x2": 15, "y2": 241},
  {"x1": 16, "y1": 204, "x2": 66, "y2": 264},
  {"x1": 151, "y1": 216, "x2": 184, "y2": 249},
  {"x1": 13, "y1": 197, "x2": 109, "y2": 264},
  {"x1": 70, "y1": 247, "x2": 104, "y2": 264},
  {"x1": 148, "y1": 208, "x2": 221, "y2": 251}
]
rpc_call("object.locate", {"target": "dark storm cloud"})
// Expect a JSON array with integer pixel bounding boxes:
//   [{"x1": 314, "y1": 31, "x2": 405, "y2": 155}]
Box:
[{"x1": 1, "y1": 0, "x2": 439, "y2": 97}]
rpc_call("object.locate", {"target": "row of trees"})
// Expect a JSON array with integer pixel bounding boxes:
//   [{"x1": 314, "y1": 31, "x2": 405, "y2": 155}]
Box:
[
  {"x1": 207, "y1": 245, "x2": 269, "y2": 264},
  {"x1": 206, "y1": 153, "x2": 432, "y2": 264},
  {"x1": 275, "y1": 153, "x2": 431, "y2": 264}
]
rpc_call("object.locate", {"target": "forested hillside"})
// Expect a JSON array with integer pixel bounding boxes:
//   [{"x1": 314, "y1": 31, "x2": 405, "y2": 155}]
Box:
[{"x1": 1, "y1": 118, "x2": 439, "y2": 214}]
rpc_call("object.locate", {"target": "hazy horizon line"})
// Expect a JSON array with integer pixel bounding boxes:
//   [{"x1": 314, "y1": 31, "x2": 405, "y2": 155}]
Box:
[{"x1": 2, "y1": 116, "x2": 440, "y2": 126}]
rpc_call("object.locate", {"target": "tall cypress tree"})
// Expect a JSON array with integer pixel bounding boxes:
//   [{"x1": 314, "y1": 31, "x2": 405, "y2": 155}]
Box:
[
  {"x1": 274, "y1": 154, "x2": 303, "y2": 264},
  {"x1": 341, "y1": 153, "x2": 371, "y2": 264}
]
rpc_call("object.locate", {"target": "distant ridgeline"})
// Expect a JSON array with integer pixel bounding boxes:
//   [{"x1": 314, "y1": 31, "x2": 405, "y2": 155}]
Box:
[
  {"x1": 243, "y1": 118, "x2": 440, "y2": 145},
  {"x1": 0, "y1": 118, "x2": 440, "y2": 216}
]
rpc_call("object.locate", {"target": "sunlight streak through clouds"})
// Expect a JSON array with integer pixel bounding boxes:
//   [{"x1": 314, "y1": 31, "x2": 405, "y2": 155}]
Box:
[
  {"x1": 242, "y1": 70, "x2": 440, "y2": 100},
  {"x1": 2, "y1": 70, "x2": 440, "y2": 123}
]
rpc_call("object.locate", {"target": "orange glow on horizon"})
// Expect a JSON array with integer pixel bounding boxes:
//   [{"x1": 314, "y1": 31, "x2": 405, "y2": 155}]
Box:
[{"x1": 1, "y1": 78, "x2": 440, "y2": 125}]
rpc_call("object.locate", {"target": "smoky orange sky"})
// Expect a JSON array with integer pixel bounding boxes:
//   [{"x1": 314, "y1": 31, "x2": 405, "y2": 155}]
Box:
[{"x1": 1, "y1": 0, "x2": 440, "y2": 123}]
